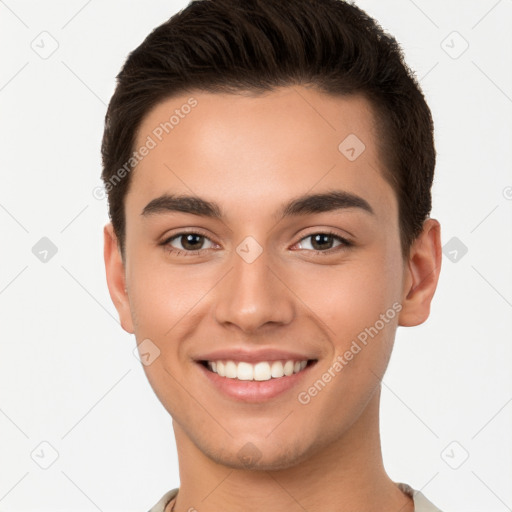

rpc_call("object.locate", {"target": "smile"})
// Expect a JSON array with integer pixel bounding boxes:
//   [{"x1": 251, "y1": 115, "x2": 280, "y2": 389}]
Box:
[{"x1": 203, "y1": 359, "x2": 311, "y2": 381}]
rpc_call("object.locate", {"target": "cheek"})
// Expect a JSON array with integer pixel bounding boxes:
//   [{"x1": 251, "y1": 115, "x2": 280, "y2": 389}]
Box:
[
  {"x1": 126, "y1": 252, "x2": 217, "y2": 351},
  {"x1": 295, "y1": 259, "x2": 400, "y2": 338}
]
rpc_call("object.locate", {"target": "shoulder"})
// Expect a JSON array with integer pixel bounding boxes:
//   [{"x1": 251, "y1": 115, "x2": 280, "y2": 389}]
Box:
[
  {"x1": 396, "y1": 482, "x2": 445, "y2": 512},
  {"x1": 147, "y1": 488, "x2": 179, "y2": 512}
]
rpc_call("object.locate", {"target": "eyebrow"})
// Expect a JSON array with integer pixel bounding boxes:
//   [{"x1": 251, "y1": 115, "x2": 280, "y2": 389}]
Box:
[{"x1": 141, "y1": 190, "x2": 375, "y2": 220}]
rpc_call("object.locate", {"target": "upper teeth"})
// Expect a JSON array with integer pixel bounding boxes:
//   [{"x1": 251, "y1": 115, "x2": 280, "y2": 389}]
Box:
[{"x1": 207, "y1": 360, "x2": 308, "y2": 381}]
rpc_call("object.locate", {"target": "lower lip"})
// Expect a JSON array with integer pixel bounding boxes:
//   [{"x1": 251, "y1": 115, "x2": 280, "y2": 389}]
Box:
[{"x1": 197, "y1": 362, "x2": 315, "y2": 403}]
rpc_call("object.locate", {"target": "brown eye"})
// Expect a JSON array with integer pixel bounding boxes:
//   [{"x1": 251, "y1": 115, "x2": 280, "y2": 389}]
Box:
[
  {"x1": 162, "y1": 232, "x2": 216, "y2": 256},
  {"x1": 173, "y1": 233, "x2": 206, "y2": 250},
  {"x1": 296, "y1": 232, "x2": 351, "y2": 252}
]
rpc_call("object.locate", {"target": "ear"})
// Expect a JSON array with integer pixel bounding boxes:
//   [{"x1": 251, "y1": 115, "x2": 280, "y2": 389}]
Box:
[
  {"x1": 398, "y1": 218, "x2": 442, "y2": 327},
  {"x1": 103, "y1": 222, "x2": 134, "y2": 334}
]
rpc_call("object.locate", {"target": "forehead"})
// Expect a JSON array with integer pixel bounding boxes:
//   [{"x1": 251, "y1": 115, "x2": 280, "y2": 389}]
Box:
[{"x1": 128, "y1": 86, "x2": 396, "y2": 223}]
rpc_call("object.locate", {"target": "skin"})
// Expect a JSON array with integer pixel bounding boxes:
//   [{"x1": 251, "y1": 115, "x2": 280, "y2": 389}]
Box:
[{"x1": 104, "y1": 86, "x2": 442, "y2": 512}]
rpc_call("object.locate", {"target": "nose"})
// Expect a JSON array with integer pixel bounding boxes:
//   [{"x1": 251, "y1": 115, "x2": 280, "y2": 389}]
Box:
[{"x1": 213, "y1": 245, "x2": 295, "y2": 334}]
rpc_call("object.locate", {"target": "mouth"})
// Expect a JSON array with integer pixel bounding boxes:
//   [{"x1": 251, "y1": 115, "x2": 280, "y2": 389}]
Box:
[
  {"x1": 196, "y1": 356, "x2": 318, "y2": 402},
  {"x1": 199, "y1": 359, "x2": 316, "y2": 381}
]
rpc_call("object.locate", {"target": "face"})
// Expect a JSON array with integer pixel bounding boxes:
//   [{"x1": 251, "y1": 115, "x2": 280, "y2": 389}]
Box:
[{"x1": 104, "y1": 86, "x2": 438, "y2": 470}]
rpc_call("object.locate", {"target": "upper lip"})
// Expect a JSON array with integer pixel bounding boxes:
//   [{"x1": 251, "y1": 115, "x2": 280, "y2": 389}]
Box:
[{"x1": 194, "y1": 348, "x2": 317, "y2": 363}]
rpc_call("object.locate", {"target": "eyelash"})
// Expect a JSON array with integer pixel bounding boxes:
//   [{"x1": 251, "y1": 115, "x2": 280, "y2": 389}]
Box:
[{"x1": 159, "y1": 230, "x2": 353, "y2": 257}]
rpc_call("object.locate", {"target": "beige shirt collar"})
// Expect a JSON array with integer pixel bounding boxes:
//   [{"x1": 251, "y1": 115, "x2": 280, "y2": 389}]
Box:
[{"x1": 147, "y1": 482, "x2": 444, "y2": 512}]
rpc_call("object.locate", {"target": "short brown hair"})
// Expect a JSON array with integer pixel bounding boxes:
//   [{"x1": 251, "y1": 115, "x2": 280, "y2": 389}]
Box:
[{"x1": 101, "y1": 0, "x2": 435, "y2": 258}]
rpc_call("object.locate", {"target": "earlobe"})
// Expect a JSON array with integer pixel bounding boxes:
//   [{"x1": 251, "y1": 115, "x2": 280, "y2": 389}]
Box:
[
  {"x1": 398, "y1": 218, "x2": 442, "y2": 327},
  {"x1": 103, "y1": 223, "x2": 134, "y2": 334}
]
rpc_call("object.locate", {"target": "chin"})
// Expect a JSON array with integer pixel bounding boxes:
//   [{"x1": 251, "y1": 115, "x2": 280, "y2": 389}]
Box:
[{"x1": 201, "y1": 435, "x2": 319, "y2": 472}]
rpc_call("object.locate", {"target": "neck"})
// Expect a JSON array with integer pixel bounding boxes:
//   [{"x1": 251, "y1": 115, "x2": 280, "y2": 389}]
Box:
[{"x1": 169, "y1": 386, "x2": 413, "y2": 512}]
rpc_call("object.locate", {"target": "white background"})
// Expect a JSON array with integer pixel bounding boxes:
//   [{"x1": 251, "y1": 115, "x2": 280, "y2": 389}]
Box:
[{"x1": 0, "y1": 1, "x2": 511, "y2": 511}]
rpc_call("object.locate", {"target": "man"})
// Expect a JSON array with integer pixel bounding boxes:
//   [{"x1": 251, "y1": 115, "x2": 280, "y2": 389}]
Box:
[{"x1": 101, "y1": 0, "x2": 443, "y2": 510}]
